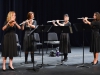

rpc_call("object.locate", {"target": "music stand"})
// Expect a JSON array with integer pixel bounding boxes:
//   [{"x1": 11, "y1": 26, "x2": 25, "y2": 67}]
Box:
[
  {"x1": 49, "y1": 26, "x2": 72, "y2": 66},
  {"x1": 73, "y1": 23, "x2": 91, "y2": 68},
  {"x1": 26, "y1": 25, "x2": 42, "y2": 71},
  {"x1": 29, "y1": 25, "x2": 57, "y2": 68}
]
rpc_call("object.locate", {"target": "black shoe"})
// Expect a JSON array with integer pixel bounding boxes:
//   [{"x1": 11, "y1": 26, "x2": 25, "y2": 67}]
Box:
[
  {"x1": 8, "y1": 66, "x2": 14, "y2": 70},
  {"x1": 61, "y1": 57, "x2": 68, "y2": 62},
  {"x1": 91, "y1": 62, "x2": 93, "y2": 64},
  {"x1": 61, "y1": 59, "x2": 67, "y2": 62},
  {"x1": 31, "y1": 59, "x2": 33, "y2": 63},
  {"x1": 61, "y1": 59, "x2": 65, "y2": 61},
  {"x1": 2, "y1": 66, "x2": 6, "y2": 71},
  {"x1": 2, "y1": 69, "x2": 6, "y2": 71},
  {"x1": 64, "y1": 59, "x2": 67, "y2": 62},
  {"x1": 25, "y1": 61, "x2": 28, "y2": 64},
  {"x1": 92, "y1": 61, "x2": 98, "y2": 65}
]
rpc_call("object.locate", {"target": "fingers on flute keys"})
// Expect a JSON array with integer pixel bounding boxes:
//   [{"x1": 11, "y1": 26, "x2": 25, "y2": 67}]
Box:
[
  {"x1": 82, "y1": 17, "x2": 88, "y2": 21},
  {"x1": 52, "y1": 20, "x2": 56, "y2": 24},
  {"x1": 84, "y1": 17, "x2": 88, "y2": 20},
  {"x1": 56, "y1": 20, "x2": 59, "y2": 23}
]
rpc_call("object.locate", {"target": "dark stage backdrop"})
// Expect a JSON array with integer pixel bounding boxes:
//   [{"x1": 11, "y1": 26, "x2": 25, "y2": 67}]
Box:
[{"x1": 0, "y1": 0, "x2": 100, "y2": 49}]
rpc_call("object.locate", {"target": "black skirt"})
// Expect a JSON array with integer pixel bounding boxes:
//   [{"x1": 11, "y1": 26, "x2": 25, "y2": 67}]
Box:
[
  {"x1": 59, "y1": 33, "x2": 71, "y2": 53},
  {"x1": 23, "y1": 31, "x2": 36, "y2": 51},
  {"x1": 90, "y1": 31, "x2": 100, "y2": 52},
  {"x1": 2, "y1": 32, "x2": 17, "y2": 58}
]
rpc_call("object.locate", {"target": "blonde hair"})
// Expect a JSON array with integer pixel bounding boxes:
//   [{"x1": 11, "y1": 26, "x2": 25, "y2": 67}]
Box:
[{"x1": 6, "y1": 11, "x2": 15, "y2": 22}]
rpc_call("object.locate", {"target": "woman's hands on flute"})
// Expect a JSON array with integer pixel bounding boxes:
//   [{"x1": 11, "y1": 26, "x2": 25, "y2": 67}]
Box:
[
  {"x1": 56, "y1": 20, "x2": 60, "y2": 24},
  {"x1": 52, "y1": 20, "x2": 58, "y2": 26},
  {"x1": 82, "y1": 17, "x2": 91, "y2": 25},
  {"x1": 83, "y1": 17, "x2": 88, "y2": 24}
]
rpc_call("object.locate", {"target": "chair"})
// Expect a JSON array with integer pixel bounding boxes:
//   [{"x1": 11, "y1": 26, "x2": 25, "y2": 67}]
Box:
[
  {"x1": 15, "y1": 34, "x2": 21, "y2": 57},
  {"x1": 34, "y1": 33, "x2": 42, "y2": 54},
  {"x1": 46, "y1": 32, "x2": 60, "y2": 53}
]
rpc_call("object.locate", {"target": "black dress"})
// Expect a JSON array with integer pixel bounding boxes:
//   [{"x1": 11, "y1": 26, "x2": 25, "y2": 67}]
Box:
[
  {"x1": 59, "y1": 22, "x2": 71, "y2": 54},
  {"x1": 90, "y1": 21, "x2": 100, "y2": 52},
  {"x1": 2, "y1": 22, "x2": 17, "y2": 58},
  {"x1": 23, "y1": 20, "x2": 37, "y2": 52}
]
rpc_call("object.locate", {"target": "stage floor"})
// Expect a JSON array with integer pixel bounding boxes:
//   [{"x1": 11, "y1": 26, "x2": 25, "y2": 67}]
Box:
[{"x1": 0, "y1": 47, "x2": 100, "y2": 75}]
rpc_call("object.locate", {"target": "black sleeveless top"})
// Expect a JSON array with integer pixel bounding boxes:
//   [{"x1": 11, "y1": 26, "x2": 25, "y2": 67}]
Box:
[
  {"x1": 3, "y1": 22, "x2": 16, "y2": 35},
  {"x1": 62, "y1": 22, "x2": 71, "y2": 34},
  {"x1": 91, "y1": 21, "x2": 100, "y2": 32}
]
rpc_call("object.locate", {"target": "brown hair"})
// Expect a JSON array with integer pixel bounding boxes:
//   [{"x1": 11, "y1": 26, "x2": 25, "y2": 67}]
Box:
[
  {"x1": 6, "y1": 11, "x2": 15, "y2": 22},
  {"x1": 94, "y1": 12, "x2": 100, "y2": 21},
  {"x1": 27, "y1": 11, "x2": 34, "y2": 19}
]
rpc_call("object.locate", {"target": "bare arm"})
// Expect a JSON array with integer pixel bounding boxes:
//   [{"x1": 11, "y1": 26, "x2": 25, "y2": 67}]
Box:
[
  {"x1": 29, "y1": 24, "x2": 36, "y2": 28},
  {"x1": 28, "y1": 20, "x2": 36, "y2": 28},
  {"x1": 2, "y1": 22, "x2": 9, "y2": 31},
  {"x1": 21, "y1": 24, "x2": 25, "y2": 30},
  {"x1": 53, "y1": 23, "x2": 58, "y2": 26},
  {"x1": 52, "y1": 20, "x2": 58, "y2": 26},
  {"x1": 21, "y1": 20, "x2": 28, "y2": 30},
  {"x1": 85, "y1": 20, "x2": 91, "y2": 25},
  {"x1": 14, "y1": 21, "x2": 21, "y2": 29},
  {"x1": 56, "y1": 20, "x2": 64, "y2": 26},
  {"x1": 83, "y1": 17, "x2": 91, "y2": 25},
  {"x1": 16, "y1": 23, "x2": 21, "y2": 29},
  {"x1": 83, "y1": 19, "x2": 88, "y2": 24}
]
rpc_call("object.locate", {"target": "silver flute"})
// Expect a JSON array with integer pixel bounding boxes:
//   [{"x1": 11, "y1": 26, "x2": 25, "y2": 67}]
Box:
[
  {"x1": 77, "y1": 18, "x2": 94, "y2": 19},
  {"x1": 19, "y1": 19, "x2": 33, "y2": 25},
  {"x1": 47, "y1": 20, "x2": 64, "y2": 23}
]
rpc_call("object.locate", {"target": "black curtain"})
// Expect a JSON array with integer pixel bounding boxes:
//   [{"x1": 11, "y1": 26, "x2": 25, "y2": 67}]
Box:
[{"x1": 0, "y1": 0, "x2": 100, "y2": 48}]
